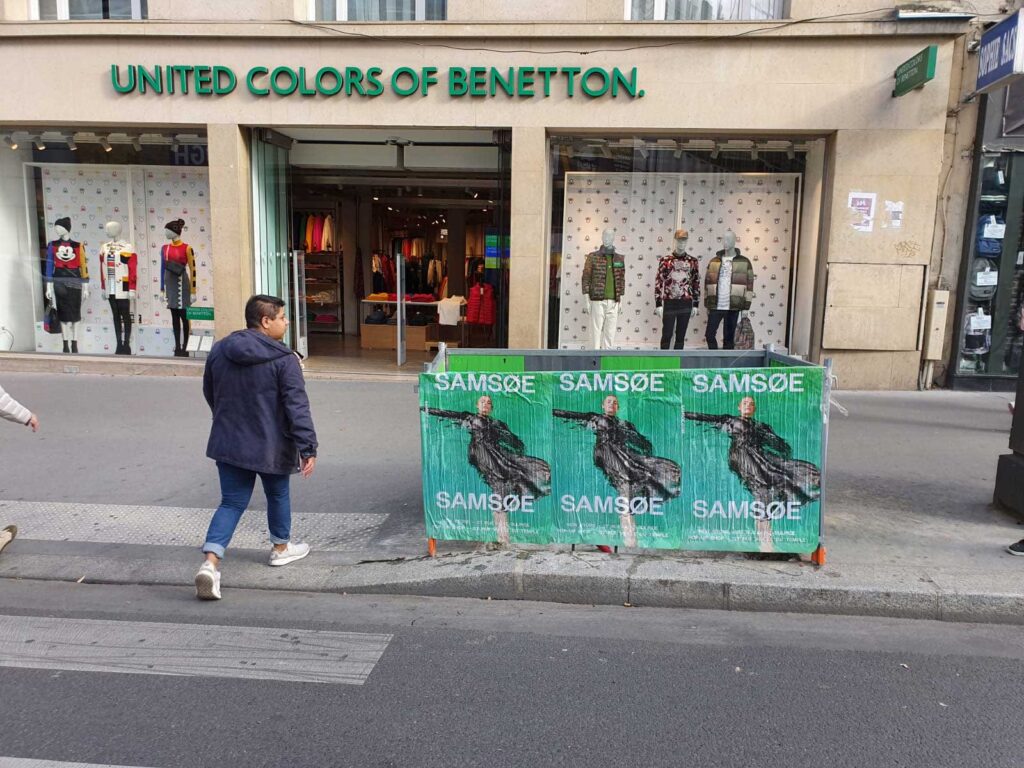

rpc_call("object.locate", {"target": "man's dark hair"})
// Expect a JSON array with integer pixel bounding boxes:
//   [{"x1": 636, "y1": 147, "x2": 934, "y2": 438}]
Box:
[{"x1": 245, "y1": 294, "x2": 285, "y2": 329}]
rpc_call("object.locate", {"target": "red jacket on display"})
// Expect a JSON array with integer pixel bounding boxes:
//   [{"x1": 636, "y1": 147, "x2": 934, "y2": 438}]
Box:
[{"x1": 466, "y1": 282, "x2": 496, "y2": 325}]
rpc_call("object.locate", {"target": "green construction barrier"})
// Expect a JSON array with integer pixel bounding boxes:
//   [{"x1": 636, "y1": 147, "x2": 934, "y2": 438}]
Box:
[{"x1": 419, "y1": 350, "x2": 829, "y2": 555}]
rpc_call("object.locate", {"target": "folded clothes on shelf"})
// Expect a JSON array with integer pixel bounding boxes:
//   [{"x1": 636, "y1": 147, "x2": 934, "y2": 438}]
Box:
[{"x1": 365, "y1": 292, "x2": 390, "y2": 301}]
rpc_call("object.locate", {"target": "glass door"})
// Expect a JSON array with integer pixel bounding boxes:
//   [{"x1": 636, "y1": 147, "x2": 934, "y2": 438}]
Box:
[
  {"x1": 955, "y1": 153, "x2": 1024, "y2": 379},
  {"x1": 251, "y1": 129, "x2": 304, "y2": 351}
]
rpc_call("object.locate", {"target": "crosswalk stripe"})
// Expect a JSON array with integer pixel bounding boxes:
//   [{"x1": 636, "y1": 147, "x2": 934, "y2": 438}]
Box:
[
  {"x1": 0, "y1": 616, "x2": 391, "y2": 686},
  {"x1": 0, "y1": 500, "x2": 387, "y2": 552},
  {"x1": 0, "y1": 759, "x2": 154, "y2": 768}
]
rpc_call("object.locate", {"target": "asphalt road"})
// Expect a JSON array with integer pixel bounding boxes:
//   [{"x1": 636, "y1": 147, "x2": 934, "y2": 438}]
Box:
[{"x1": 0, "y1": 580, "x2": 1022, "y2": 768}]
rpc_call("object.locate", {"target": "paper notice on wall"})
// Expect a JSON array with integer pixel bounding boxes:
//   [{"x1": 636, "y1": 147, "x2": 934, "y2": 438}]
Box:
[
  {"x1": 885, "y1": 200, "x2": 904, "y2": 229},
  {"x1": 848, "y1": 192, "x2": 877, "y2": 232}
]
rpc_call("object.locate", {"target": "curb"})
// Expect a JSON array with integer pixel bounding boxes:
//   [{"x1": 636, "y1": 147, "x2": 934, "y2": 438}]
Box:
[{"x1": 1, "y1": 549, "x2": 1022, "y2": 625}]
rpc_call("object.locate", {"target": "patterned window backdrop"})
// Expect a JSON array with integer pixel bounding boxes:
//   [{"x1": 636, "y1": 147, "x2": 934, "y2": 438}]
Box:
[
  {"x1": 33, "y1": 164, "x2": 214, "y2": 356},
  {"x1": 556, "y1": 172, "x2": 800, "y2": 351}
]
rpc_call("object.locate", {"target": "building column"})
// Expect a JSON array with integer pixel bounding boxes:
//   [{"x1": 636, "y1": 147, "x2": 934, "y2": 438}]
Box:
[
  {"x1": 508, "y1": 126, "x2": 549, "y2": 349},
  {"x1": 447, "y1": 208, "x2": 467, "y2": 297},
  {"x1": 207, "y1": 124, "x2": 254, "y2": 338}
]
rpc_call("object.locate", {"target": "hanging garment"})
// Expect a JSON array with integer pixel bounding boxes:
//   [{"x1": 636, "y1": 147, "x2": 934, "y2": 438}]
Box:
[
  {"x1": 311, "y1": 215, "x2": 325, "y2": 253},
  {"x1": 161, "y1": 240, "x2": 197, "y2": 310},
  {"x1": 321, "y1": 214, "x2": 335, "y2": 251},
  {"x1": 99, "y1": 240, "x2": 139, "y2": 299},
  {"x1": 304, "y1": 216, "x2": 316, "y2": 252},
  {"x1": 466, "y1": 283, "x2": 496, "y2": 325}
]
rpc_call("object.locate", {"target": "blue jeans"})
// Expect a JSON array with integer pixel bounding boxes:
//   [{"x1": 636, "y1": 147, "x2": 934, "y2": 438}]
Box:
[{"x1": 202, "y1": 462, "x2": 291, "y2": 558}]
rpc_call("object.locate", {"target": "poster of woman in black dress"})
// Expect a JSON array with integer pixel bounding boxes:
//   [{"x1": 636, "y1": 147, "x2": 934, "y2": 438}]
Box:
[
  {"x1": 421, "y1": 395, "x2": 551, "y2": 544},
  {"x1": 685, "y1": 395, "x2": 820, "y2": 553},
  {"x1": 554, "y1": 394, "x2": 682, "y2": 547}
]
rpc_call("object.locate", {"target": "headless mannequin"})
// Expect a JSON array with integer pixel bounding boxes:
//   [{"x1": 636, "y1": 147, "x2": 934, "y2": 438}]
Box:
[
  {"x1": 705, "y1": 229, "x2": 742, "y2": 350},
  {"x1": 655, "y1": 232, "x2": 700, "y2": 350},
  {"x1": 101, "y1": 221, "x2": 136, "y2": 355},
  {"x1": 582, "y1": 228, "x2": 622, "y2": 350},
  {"x1": 45, "y1": 223, "x2": 90, "y2": 354},
  {"x1": 163, "y1": 226, "x2": 192, "y2": 356}
]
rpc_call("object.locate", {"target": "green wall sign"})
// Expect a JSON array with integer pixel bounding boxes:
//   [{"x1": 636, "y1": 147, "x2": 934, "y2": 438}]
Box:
[
  {"x1": 185, "y1": 306, "x2": 215, "y2": 321},
  {"x1": 892, "y1": 45, "x2": 938, "y2": 97},
  {"x1": 110, "y1": 64, "x2": 643, "y2": 99}
]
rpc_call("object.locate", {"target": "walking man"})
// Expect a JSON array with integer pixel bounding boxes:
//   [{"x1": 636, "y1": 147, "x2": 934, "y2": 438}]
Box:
[
  {"x1": 0, "y1": 381, "x2": 39, "y2": 556},
  {"x1": 195, "y1": 294, "x2": 318, "y2": 600}
]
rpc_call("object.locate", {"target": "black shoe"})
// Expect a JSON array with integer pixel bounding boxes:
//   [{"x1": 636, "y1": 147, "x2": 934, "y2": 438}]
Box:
[
  {"x1": 114, "y1": 343, "x2": 124, "y2": 355},
  {"x1": 1007, "y1": 540, "x2": 1024, "y2": 556},
  {"x1": 62, "y1": 341, "x2": 70, "y2": 353},
  {"x1": 70, "y1": 341, "x2": 78, "y2": 354}
]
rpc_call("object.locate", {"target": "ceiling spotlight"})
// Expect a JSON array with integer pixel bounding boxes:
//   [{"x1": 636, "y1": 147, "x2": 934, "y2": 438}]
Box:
[
  {"x1": 638, "y1": 145, "x2": 649, "y2": 159},
  {"x1": 599, "y1": 144, "x2": 612, "y2": 159},
  {"x1": 3, "y1": 135, "x2": 17, "y2": 150},
  {"x1": 100, "y1": 137, "x2": 112, "y2": 153},
  {"x1": 171, "y1": 137, "x2": 180, "y2": 151},
  {"x1": 673, "y1": 141, "x2": 683, "y2": 160},
  {"x1": 372, "y1": 194, "x2": 379, "y2": 201},
  {"x1": 786, "y1": 146, "x2": 796, "y2": 160},
  {"x1": 131, "y1": 136, "x2": 142, "y2": 152},
  {"x1": 710, "y1": 145, "x2": 720, "y2": 160},
  {"x1": 386, "y1": 206, "x2": 393, "y2": 211},
  {"x1": 66, "y1": 135, "x2": 77, "y2": 151},
  {"x1": 751, "y1": 147, "x2": 759, "y2": 160},
  {"x1": 33, "y1": 137, "x2": 46, "y2": 151}
]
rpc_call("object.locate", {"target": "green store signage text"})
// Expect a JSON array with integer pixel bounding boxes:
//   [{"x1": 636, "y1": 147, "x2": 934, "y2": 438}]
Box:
[{"x1": 110, "y1": 64, "x2": 644, "y2": 99}]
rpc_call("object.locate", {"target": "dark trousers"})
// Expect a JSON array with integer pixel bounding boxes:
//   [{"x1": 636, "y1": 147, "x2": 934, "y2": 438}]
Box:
[
  {"x1": 170, "y1": 308, "x2": 191, "y2": 352},
  {"x1": 705, "y1": 309, "x2": 739, "y2": 350},
  {"x1": 108, "y1": 297, "x2": 132, "y2": 354},
  {"x1": 659, "y1": 300, "x2": 693, "y2": 350}
]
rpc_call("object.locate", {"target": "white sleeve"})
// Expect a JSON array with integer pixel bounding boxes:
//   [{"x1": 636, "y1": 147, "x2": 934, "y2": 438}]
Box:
[{"x1": 0, "y1": 385, "x2": 31, "y2": 425}]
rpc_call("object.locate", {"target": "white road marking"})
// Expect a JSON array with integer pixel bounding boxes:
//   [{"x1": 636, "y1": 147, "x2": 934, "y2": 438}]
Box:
[
  {"x1": 0, "y1": 500, "x2": 386, "y2": 551},
  {"x1": 0, "y1": 616, "x2": 391, "y2": 686},
  {"x1": 0, "y1": 759, "x2": 155, "y2": 768}
]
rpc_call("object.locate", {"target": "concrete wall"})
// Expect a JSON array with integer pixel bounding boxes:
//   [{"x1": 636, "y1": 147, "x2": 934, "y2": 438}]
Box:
[
  {"x1": 447, "y1": 0, "x2": 623, "y2": 22},
  {"x1": 147, "y1": 0, "x2": 306, "y2": 21}
]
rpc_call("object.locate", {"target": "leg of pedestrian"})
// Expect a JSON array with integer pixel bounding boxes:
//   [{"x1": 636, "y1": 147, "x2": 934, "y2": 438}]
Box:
[
  {"x1": 264, "y1": 471, "x2": 310, "y2": 566},
  {"x1": 195, "y1": 462, "x2": 258, "y2": 600}
]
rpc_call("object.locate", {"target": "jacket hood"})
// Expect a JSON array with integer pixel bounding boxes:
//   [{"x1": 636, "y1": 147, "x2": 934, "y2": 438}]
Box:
[{"x1": 219, "y1": 329, "x2": 294, "y2": 367}]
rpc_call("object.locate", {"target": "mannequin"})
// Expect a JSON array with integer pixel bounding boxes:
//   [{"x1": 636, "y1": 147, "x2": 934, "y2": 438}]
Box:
[
  {"x1": 654, "y1": 227, "x2": 701, "y2": 350},
  {"x1": 44, "y1": 216, "x2": 90, "y2": 354},
  {"x1": 581, "y1": 228, "x2": 626, "y2": 350},
  {"x1": 703, "y1": 229, "x2": 754, "y2": 350},
  {"x1": 160, "y1": 218, "x2": 196, "y2": 357},
  {"x1": 99, "y1": 221, "x2": 138, "y2": 355}
]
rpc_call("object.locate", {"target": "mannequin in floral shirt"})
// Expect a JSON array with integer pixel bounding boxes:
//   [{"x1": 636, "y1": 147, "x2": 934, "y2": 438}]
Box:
[{"x1": 654, "y1": 228, "x2": 701, "y2": 349}]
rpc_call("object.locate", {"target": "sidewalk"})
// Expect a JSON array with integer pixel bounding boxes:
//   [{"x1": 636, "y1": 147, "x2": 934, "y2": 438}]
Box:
[{"x1": 0, "y1": 373, "x2": 1020, "y2": 623}]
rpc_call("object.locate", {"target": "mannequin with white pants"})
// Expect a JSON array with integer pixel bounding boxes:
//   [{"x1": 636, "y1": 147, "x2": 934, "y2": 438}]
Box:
[{"x1": 582, "y1": 229, "x2": 625, "y2": 350}]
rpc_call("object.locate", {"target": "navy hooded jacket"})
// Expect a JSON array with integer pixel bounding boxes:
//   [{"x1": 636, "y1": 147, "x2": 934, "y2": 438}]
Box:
[{"x1": 203, "y1": 329, "x2": 318, "y2": 475}]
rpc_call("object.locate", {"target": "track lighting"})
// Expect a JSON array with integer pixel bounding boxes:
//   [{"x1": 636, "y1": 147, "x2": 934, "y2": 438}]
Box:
[
  {"x1": 33, "y1": 137, "x2": 46, "y2": 151},
  {"x1": 100, "y1": 137, "x2": 112, "y2": 153},
  {"x1": 66, "y1": 136, "x2": 77, "y2": 151},
  {"x1": 131, "y1": 136, "x2": 142, "y2": 152},
  {"x1": 3, "y1": 135, "x2": 17, "y2": 150}
]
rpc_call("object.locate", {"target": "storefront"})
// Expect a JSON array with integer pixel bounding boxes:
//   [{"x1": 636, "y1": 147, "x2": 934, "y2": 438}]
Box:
[
  {"x1": 950, "y1": 82, "x2": 1024, "y2": 389},
  {"x1": 0, "y1": 9, "x2": 975, "y2": 387}
]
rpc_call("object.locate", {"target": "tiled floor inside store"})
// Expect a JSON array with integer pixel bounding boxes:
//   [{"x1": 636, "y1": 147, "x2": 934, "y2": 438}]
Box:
[{"x1": 305, "y1": 332, "x2": 434, "y2": 375}]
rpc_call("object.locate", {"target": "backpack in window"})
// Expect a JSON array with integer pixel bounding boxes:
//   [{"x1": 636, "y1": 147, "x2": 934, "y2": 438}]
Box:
[{"x1": 968, "y1": 259, "x2": 999, "y2": 301}]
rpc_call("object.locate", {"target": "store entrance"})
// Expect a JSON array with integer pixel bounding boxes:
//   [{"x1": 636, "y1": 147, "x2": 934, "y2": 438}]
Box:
[{"x1": 270, "y1": 127, "x2": 511, "y2": 374}]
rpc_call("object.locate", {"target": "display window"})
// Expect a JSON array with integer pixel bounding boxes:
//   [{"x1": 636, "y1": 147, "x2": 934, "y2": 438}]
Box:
[
  {"x1": 954, "y1": 153, "x2": 1024, "y2": 378},
  {"x1": 0, "y1": 130, "x2": 211, "y2": 358},
  {"x1": 547, "y1": 135, "x2": 807, "y2": 352}
]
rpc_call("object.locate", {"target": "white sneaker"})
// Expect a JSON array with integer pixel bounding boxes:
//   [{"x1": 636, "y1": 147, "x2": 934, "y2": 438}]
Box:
[
  {"x1": 194, "y1": 562, "x2": 222, "y2": 600},
  {"x1": 0, "y1": 525, "x2": 17, "y2": 556},
  {"x1": 269, "y1": 541, "x2": 310, "y2": 567}
]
